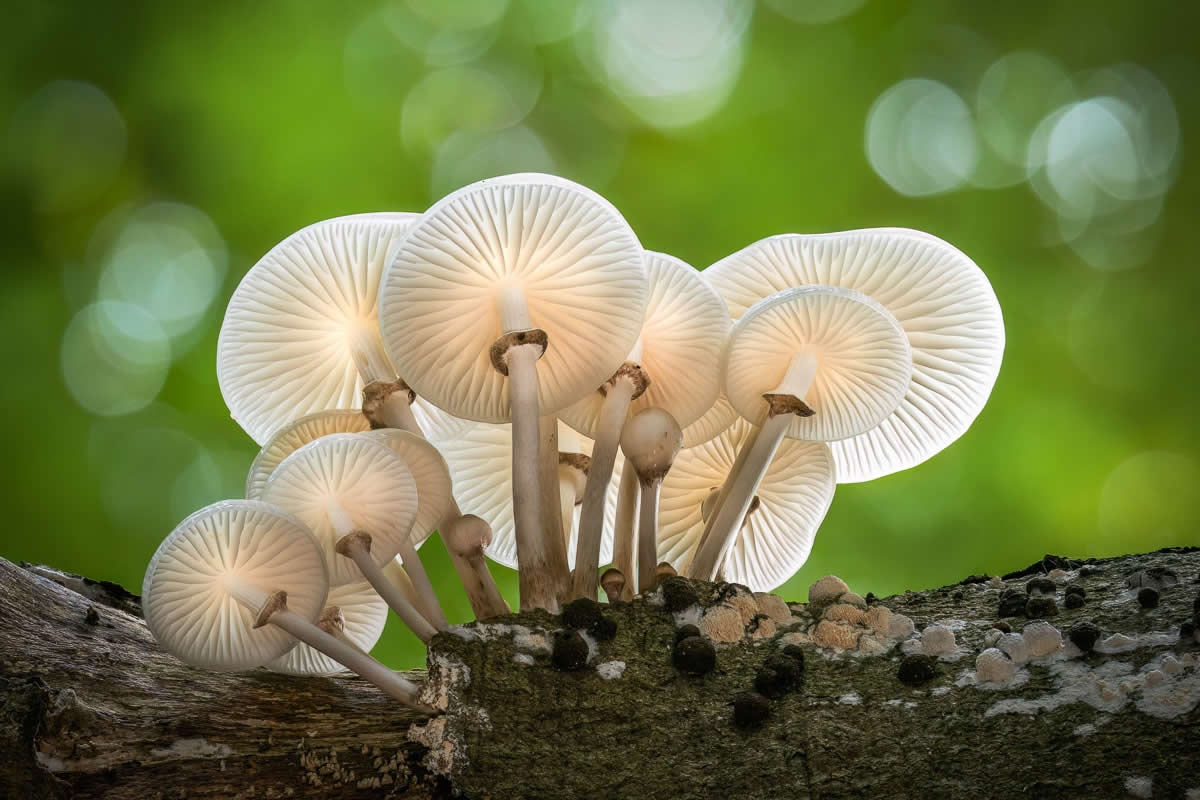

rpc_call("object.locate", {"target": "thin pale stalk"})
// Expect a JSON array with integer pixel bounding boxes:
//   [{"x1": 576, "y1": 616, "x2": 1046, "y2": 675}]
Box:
[
  {"x1": 559, "y1": 475, "x2": 577, "y2": 551},
  {"x1": 636, "y1": 480, "x2": 661, "y2": 593},
  {"x1": 571, "y1": 377, "x2": 635, "y2": 600},
  {"x1": 687, "y1": 418, "x2": 762, "y2": 577},
  {"x1": 507, "y1": 344, "x2": 556, "y2": 612},
  {"x1": 376, "y1": 390, "x2": 425, "y2": 436},
  {"x1": 687, "y1": 413, "x2": 791, "y2": 581},
  {"x1": 612, "y1": 464, "x2": 639, "y2": 601},
  {"x1": 340, "y1": 536, "x2": 438, "y2": 642},
  {"x1": 395, "y1": 537, "x2": 448, "y2": 631},
  {"x1": 538, "y1": 415, "x2": 570, "y2": 600}
]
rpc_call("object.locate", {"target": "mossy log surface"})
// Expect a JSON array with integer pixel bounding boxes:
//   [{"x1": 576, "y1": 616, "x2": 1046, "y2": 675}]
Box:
[{"x1": 2, "y1": 548, "x2": 1198, "y2": 799}]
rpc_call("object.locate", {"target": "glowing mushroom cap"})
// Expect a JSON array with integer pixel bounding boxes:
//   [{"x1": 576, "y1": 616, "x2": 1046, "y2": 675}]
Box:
[
  {"x1": 217, "y1": 213, "x2": 469, "y2": 445},
  {"x1": 142, "y1": 500, "x2": 329, "y2": 672},
  {"x1": 704, "y1": 229, "x2": 1004, "y2": 481},
  {"x1": 681, "y1": 394, "x2": 738, "y2": 449},
  {"x1": 438, "y1": 420, "x2": 622, "y2": 569},
  {"x1": 358, "y1": 428, "x2": 454, "y2": 545},
  {"x1": 560, "y1": 251, "x2": 728, "y2": 436},
  {"x1": 268, "y1": 580, "x2": 387, "y2": 676},
  {"x1": 723, "y1": 286, "x2": 912, "y2": 442},
  {"x1": 245, "y1": 409, "x2": 370, "y2": 499},
  {"x1": 659, "y1": 419, "x2": 836, "y2": 591},
  {"x1": 378, "y1": 173, "x2": 648, "y2": 423},
  {"x1": 262, "y1": 434, "x2": 419, "y2": 586}
]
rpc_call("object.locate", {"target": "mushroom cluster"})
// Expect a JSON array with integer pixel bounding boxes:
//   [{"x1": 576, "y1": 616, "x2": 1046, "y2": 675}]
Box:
[{"x1": 142, "y1": 173, "x2": 1004, "y2": 707}]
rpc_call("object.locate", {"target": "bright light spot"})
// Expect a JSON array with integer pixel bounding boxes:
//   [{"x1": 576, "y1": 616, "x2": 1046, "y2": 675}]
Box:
[
  {"x1": 866, "y1": 78, "x2": 977, "y2": 196},
  {"x1": 7, "y1": 81, "x2": 126, "y2": 212},
  {"x1": 61, "y1": 302, "x2": 171, "y2": 416},
  {"x1": 401, "y1": 63, "x2": 542, "y2": 156},
  {"x1": 431, "y1": 125, "x2": 556, "y2": 196},
  {"x1": 762, "y1": 0, "x2": 866, "y2": 24},
  {"x1": 1098, "y1": 451, "x2": 1199, "y2": 552},
  {"x1": 583, "y1": 0, "x2": 754, "y2": 129},
  {"x1": 94, "y1": 203, "x2": 228, "y2": 342}
]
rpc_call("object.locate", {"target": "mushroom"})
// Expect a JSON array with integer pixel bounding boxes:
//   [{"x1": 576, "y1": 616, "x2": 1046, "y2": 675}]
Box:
[
  {"x1": 378, "y1": 174, "x2": 647, "y2": 611},
  {"x1": 600, "y1": 567, "x2": 626, "y2": 604},
  {"x1": 245, "y1": 409, "x2": 370, "y2": 499},
  {"x1": 262, "y1": 434, "x2": 437, "y2": 643},
  {"x1": 216, "y1": 213, "x2": 469, "y2": 446},
  {"x1": 703, "y1": 229, "x2": 1005, "y2": 482},
  {"x1": 142, "y1": 500, "x2": 428, "y2": 709},
  {"x1": 268, "y1": 580, "x2": 387, "y2": 677},
  {"x1": 619, "y1": 408, "x2": 683, "y2": 593},
  {"x1": 610, "y1": 461, "x2": 639, "y2": 601},
  {"x1": 687, "y1": 286, "x2": 910, "y2": 580},
  {"x1": 440, "y1": 514, "x2": 511, "y2": 619},
  {"x1": 555, "y1": 424, "x2": 591, "y2": 554},
  {"x1": 562, "y1": 251, "x2": 727, "y2": 601}
]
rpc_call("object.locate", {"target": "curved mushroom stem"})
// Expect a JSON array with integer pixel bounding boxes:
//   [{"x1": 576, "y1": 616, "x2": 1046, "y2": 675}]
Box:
[
  {"x1": 571, "y1": 363, "x2": 648, "y2": 600},
  {"x1": 336, "y1": 532, "x2": 438, "y2": 643},
  {"x1": 441, "y1": 511, "x2": 511, "y2": 619},
  {"x1": 537, "y1": 416, "x2": 571, "y2": 601},
  {"x1": 228, "y1": 581, "x2": 431, "y2": 711},
  {"x1": 395, "y1": 536, "x2": 448, "y2": 631},
  {"x1": 611, "y1": 464, "x2": 639, "y2": 601},
  {"x1": 636, "y1": 478, "x2": 663, "y2": 593},
  {"x1": 686, "y1": 424, "x2": 760, "y2": 576},
  {"x1": 381, "y1": 560, "x2": 425, "y2": 616}
]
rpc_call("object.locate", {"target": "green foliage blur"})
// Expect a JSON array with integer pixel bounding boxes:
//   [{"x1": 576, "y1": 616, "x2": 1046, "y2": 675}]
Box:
[{"x1": 3, "y1": 0, "x2": 1197, "y2": 669}]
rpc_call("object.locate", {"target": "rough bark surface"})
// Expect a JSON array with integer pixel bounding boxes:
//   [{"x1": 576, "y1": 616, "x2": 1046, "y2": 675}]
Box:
[{"x1": 2, "y1": 549, "x2": 1198, "y2": 799}]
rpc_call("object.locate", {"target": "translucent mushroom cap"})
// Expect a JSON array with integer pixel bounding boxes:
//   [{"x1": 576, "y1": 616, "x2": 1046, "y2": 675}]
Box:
[
  {"x1": 217, "y1": 213, "x2": 469, "y2": 445},
  {"x1": 262, "y1": 434, "x2": 419, "y2": 586},
  {"x1": 358, "y1": 428, "x2": 454, "y2": 545},
  {"x1": 658, "y1": 420, "x2": 836, "y2": 591},
  {"x1": 724, "y1": 286, "x2": 912, "y2": 442},
  {"x1": 378, "y1": 173, "x2": 648, "y2": 423},
  {"x1": 681, "y1": 394, "x2": 738, "y2": 449},
  {"x1": 245, "y1": 409, "x2": 370, "y2": 499},
  {"x1": 142, "y1": 500, "x2": 329, "y2": 672},
  {"x1": 704, "y1": 229, "x2": 1005, "y2": 481},
  {"x1": 438, "y1": 420, "x2": 622, "y2": 569},
  {"x1": 560, "y1": 251, "x2": 728, "y2": 436},
  {"x1": 267, "y1": 580, "x2": 387, "y2": 676}
]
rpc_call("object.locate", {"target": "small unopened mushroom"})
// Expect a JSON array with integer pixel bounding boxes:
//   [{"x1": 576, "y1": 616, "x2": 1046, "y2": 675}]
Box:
[
  {"x1": 688, "y1": 286, "x2": 910, "y2": 580},
  {"x1": 441, "y1": 514, "x2": 511, "y2": 619},
  {"x1": 142, "y1": 500, "x2": 428, "y2": 709},
  {"x1": 268, "y1": 581, "x2": 387, "y2": 677},
  {"x1": 600, "y1": 568, "x2": 626, "y2": 604},
  {"x1": 620, "y1": 408, "x2": 683, "y2": 593},
  {"x1": 655, "y1": 562, "x2": 678, "y2": 586},
  {"x1": 380, "y1": 175, "x2": 646, "y2": 612},
  {"x1": 262, "y1": 434, "x2": 436, "y2": 643}
]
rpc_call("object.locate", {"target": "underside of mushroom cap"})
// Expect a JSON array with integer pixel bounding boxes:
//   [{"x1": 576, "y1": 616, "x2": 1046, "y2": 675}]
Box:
[
  {"x1": 658, "y1": 419, "x2": 835, "y2": 591},
  {"x1": 217, "y1": 213, "x2": 470, "y2": 444},
  {"x1": 142, "y1": 500, "x2": 329, "y2": 672},
  {"x1": 680, "y1": 394, "x2": 739, "y2": 449},
  {"x1": 378, "y1": 173, "x2": 648, "y2": 423},
  {"x1": 559, "y1": 250, "x2": 728, "y2": 436},
  {"x1": 704, "y1": 229, "x2": 1004, "y2": 482},
  {"x1": 438, "y1": 420, "x2": 621, "y2": 569},
  {"x1": 246, "y1": 409, "x2": 371, "y2": 499},
  {"x1": 359, "y1": 428, "x2": 454, "y2": 545},
  {"x1": 723, "y1": 285, "x2": 912, "y2": 442},
  {"x1": 267, "y1": 580, "x2": 387, "y2": 676},
  {"x1": 262, "y1": 434, "x2": 419, "y2": 586}
]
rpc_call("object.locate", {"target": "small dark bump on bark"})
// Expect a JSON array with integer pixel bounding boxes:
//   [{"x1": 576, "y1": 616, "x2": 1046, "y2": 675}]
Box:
[
  {"x1": 1137, "y1": 588, "x2": 1160, "y2": 609},
  {"x1": 999, "y1": 589, "x2": 1026, "y2": 617},
  {"x1": 588, "y1": 616, "x2": 617, "y2": 642},
  {"x1": 561, "y1": 598, "x2": 603, "y2": 630},
  {"x1": 781, "y1": 644, "x2": 805, "y2": 667},
  {"x1": 958, "y1": 574, "x2": 992, "y2": 586},
  {"x1": 897, "y1": 654, "x2": 937, "y2": 685},
  {"x1": 551, "y1": 630, "x2": 589, "y2": 671},
  {"x1": 1064, "y1": 593, "x2": 1085, "y2": 609},
  {"x1": 1182, "y1": 620, "x2": 1197, "y2": 641},
  {"x1": 1068, "y1": 622, "x2": 1101, "y2": 652},
  {"x1": 1026, "y1": 577, "x2": 1056, "y2": 597},
  {"x1": 1025, "y1": 597, "x2": 1058, "y2": 618},
  {"x1": 1065, "y1": 584, "x2": 1086, "y2": 598},
  {"x1": 754, "y1": 655, "x2": 802, "y2": 699},
  {"x1": 993, "y1": 621, "x2": 1012, "y2": 633},
  {"x1": 673, "y1": 636, "x2": 716, "y2": 676},
  {"x1": 732, "y1": 692, "x2": 771, "y2": 729},
  {"x1": 864, "y1": 592, "x2": 878, "y2": 605},
  {"x1": 84, "y1": 606, "x2": 99, "y2": 626},
  {"x1": 952, "y1": 591, "x2": 964, "y2": 601},
  {"x1": 675, "y1": 624, "x2": 701, "y2": 644},
  {"x1": 661, "y1": 577, "x2": 700, "y2": 613}
]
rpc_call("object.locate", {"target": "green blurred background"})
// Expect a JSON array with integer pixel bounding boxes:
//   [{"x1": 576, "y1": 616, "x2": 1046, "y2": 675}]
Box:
[{"x1": 3, "y1": 0, "x2": 1197, "y2": 669}]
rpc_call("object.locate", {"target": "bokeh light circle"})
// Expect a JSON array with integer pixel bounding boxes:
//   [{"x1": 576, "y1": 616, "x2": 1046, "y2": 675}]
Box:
[
  {"x1": 61, "y1": 302, "x2": 171, "y2": 416},
  {"x1": 866, "y1": 78, "x2": 978, "y2": 196}
]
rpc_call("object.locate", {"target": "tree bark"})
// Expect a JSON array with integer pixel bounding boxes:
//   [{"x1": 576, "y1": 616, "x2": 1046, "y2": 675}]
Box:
[{"x1": 2, "y1": 548, "x2": 1198, "y2": 799}]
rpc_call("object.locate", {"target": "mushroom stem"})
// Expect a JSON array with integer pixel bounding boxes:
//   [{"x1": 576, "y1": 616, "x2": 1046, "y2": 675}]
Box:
[
  {"x1": 395, "y1": 536, "x2": 448, "y2": 631},
  {"x1": 347, "y1": 325, "x2": 394, "y2": 385},
  {"x1": 227, "y1": 580, "x2": 430, "y2": 711},
  {"x1": 336, "y1": 532, "x2": 438, "y2": 643},
  {"x1": 619, "y1": 408, "x2": 682, "y2": 595},
  {"x1": 361, "y1": 379, "x2": 426, "y2": 436},
  {"x1": 559, "y1": 472, "x2": 577, "y2": 547},
  {"x1": 636, "y1": 478, "x2": 662, "y2": 593},
  {"x1": 441, "y1": 511, "x2": 511, "y2": 619},
  {"x1": 537, "y1": 415, "x2": 571, "y2": 600},
  {"x1": 611, "y1": 463, "x2": 639, "y2": 601},
  {"x1": 570, "y1": 364, "x2": 647, "y2": 600},
  {"x1": 687, "y1": 423, "x2": 760, "y2": 575}
]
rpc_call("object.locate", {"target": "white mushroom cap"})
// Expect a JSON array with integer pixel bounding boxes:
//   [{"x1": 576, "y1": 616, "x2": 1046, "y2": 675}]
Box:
[
  {"x1": 358, "y1": 428, "x2": 453, "y2": 545},
  {"x1": 378, "y1": 173, "x2": 647, "y2": 423},
  {"x1": 142, "y1": 500, "x2": 329, "y2": 671},
  {"x1": 658, "y1": 419, "x2": 835, "y2": 591},
  {"x1": 723, "y1": 286, "x2": 912, "y2": 442},
  {"x1": 438, "y1": 420, "x2": 622, "y2": 569},
  {"x1": 559, "y1": 250, "x2": 728, "y2": 435},
  {"x1": 245, "y1": 409, "x2": 370, "y2": 499},
  {"x1": 704, "y1": 229, "x2": 1004, "y2": 481},
  {"x1": 267, "y1": 580, "x2": 387, "y2": 676},
  {"x1": 217, "y1": 213, "x2": 469, "y2": 444},
  {"x1": 262, "y1": 434, "x2": 419, "y2": 586},
  {"x1": 680, "y1": 394, "x2": 739, "y2": 450}
]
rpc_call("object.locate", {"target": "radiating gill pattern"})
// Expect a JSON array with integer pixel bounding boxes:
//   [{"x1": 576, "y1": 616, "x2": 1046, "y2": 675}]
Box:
[
  {"x1": 142, "y1": 501, "x2": 328, "y2": 671},
  {"x1": 681, "y1": 393, "x2": 739, "y2": 449},
  {"x1": 262, "y1": 435, "x2": 419, "y2": 587},
  {"x1": 724, "y1": 286, "x2": 912, "y2": 443},
  {"x1": 658, "y1": 420, "x2": 835, "y2": 591},
  {"x1": 268, "y1": 580, "x2": 387, "y2": 676},
  {"x1": 378, "y1": 175, "x2": 647, "y2": 423},
  {"x1": 704, "y1": 229, "x2": 1004, "y2": 482},
  {"x1": 361, "y1": 429, "x2": 454, "y2": 544},
  {"x1": 439, "y1": 421, "x2": 622, "y2": 570},
  {"x1": 559, "y1": 250, "x2": 728, "y2": 437},
  {"x1": 245, "y1": 409, "x2": 370, "y2": 499}
]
